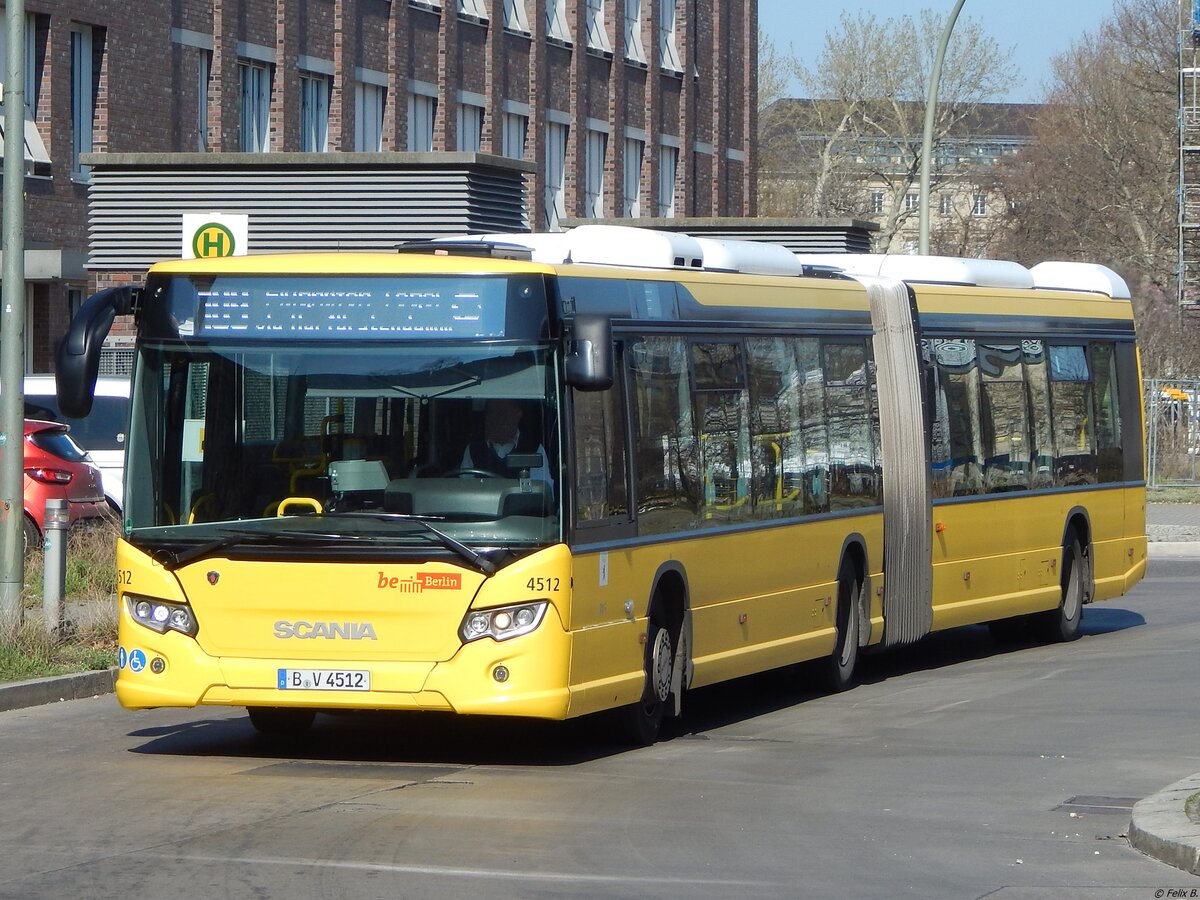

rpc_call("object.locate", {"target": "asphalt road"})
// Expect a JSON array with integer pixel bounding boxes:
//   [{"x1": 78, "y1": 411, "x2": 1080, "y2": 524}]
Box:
[{"x1": 3, "y1": 561, "x2": 1200, "y2": 900}]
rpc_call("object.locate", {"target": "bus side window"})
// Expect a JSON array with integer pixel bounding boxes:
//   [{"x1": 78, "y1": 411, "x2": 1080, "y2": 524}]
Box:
[
  {"x1": 1048, "y1": 344, "x2": 1097, "y2": 486},
  {"x1": 929, "y1": 339, "x2": 983, "y2": 498},
  {"x1": 1022, "y1": 341, "x2": 1054, "y2": 489},
  {"x1": 573, "y1": 359, "x2": 628, "y2": 524},
  {"x1": 628, "y1": 336, "x2": 701, "y2": 535},
  {"x1": 746, "y1": 336, "x2": 829, "y2": 518},
  {"x1": 691, "y1": 341, "x2": 751, "y2": 524},
  {"x1": 1089, "y1": 342, "x2": 1123, "y2": 483},
  {"x1": 823, "y1": 340, "x2": 878, "y2": 509},
  {"x1": 978, "y1": 344, "x2": 1031, "y2": 494}
]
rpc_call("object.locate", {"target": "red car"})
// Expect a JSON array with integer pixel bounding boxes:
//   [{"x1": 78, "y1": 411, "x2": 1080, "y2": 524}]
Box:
[{"x1": 21, "y1": 419, "x2": 109, "y2": 551}]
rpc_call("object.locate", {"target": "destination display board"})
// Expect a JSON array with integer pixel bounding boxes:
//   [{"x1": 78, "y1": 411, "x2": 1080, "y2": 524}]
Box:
[{"x1": 196, "y1": 277, "x2": 508, "y2": 339}]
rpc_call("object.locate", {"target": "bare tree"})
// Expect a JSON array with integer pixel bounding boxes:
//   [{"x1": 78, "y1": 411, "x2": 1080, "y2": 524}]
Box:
[
  {"x1": 758, "y1": 10, "x2": 1019, "y2": 249},
  {"x1": 995, "y1": 0, "x2": 1194, "y2": 376}
]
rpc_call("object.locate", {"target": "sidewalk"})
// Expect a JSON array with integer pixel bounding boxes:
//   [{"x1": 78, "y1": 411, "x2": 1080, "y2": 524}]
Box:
[{"x1": 1129, "y1": 503, "x2": 1200, "y2": 875}]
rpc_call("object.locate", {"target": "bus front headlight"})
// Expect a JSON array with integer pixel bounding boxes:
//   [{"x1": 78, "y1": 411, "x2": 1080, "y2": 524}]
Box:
[
  {"x1": 459, "y1": 601, "x2": 548, "y2": 643},
  {"x1": 126, "y1": 594, "x2": 199, "y2": 637}
]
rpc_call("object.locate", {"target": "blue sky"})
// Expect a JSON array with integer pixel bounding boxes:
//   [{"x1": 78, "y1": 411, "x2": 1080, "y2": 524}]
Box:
[{"x1": 757, "y1": 0, "x2": 1121, "y2": 103}]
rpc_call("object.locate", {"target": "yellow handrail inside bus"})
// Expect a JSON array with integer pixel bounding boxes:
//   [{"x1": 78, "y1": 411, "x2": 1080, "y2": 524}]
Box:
[{"x1": 276, "y1": 497, "x2": 323, "y2": 517}]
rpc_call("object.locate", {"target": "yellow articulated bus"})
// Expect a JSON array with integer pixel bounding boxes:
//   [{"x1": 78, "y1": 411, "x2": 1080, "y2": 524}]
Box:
[{"x1": 56, "y1": 225, "x2": 1146, "y2": 744}]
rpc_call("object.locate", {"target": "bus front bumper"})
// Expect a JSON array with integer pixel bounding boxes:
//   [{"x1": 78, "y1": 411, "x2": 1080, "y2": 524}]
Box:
[{"x1": 115, "y1": 612, "x2": 574, "y2": 721}]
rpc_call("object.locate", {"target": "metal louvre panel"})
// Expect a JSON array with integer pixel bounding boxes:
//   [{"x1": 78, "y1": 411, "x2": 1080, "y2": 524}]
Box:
[
  {"x1": 86, "y1": 163, "x2": 529, "y2": 269},
  {"x1": 861, "y1": 275, "x2": 933, "y2": 647}
]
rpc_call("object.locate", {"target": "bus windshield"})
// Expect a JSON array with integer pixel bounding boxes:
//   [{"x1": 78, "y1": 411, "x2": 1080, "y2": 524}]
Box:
[{"x1": 124, "y1": 339, "x2": 562, "y2": 562}]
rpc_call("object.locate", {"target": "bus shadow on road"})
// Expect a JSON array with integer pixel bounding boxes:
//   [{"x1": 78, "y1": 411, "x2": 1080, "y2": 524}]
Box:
[
  {"x1": 126, "y1": 707, "x2": 641, "y2": 766},
  {"x1": 675, "y1": 606, "x2": 1147, "y2": 738},
  {"x1": 125, "y1": 607, "x2": 1146, "y2": 764}
]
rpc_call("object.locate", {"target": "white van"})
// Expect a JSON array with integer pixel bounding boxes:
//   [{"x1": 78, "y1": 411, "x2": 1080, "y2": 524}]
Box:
[{"x1": 22, "y1": 374, "x2": 130, "y2": 511}]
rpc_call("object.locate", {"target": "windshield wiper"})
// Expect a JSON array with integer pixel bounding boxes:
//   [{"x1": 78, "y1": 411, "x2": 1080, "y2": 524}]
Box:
[
  {"x1": 323, "y1": 511, "x2": 497, "y2": 575},
  {"x1": 151, "y1": 528, "x2": 365, "y2": 572}
]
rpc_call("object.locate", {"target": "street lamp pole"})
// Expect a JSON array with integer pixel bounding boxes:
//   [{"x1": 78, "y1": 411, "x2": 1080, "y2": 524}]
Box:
[
  {"x1": 0, "y1": 0, "x2": 26, "y2": 629},
  {"x1": 918, "y1": 0, "x2": 967, "y2": 255}
]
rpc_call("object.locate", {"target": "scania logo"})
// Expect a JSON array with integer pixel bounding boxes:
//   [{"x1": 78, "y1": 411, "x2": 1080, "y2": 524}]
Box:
[
  {"x1": 207, "y1": 571, "x2": 220, "y2": 585},
  {"x1": 274, "y1": 620, "x2": 378, "y2": 640}
]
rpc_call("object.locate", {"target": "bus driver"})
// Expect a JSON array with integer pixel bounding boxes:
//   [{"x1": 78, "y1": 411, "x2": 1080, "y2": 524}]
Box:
[{"x1": 461, "y1": 399, "x2": 550, "y2": 483}]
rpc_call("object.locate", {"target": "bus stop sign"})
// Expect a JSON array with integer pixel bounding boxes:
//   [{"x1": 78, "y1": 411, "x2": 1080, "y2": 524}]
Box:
[{"x1": 182, "y1": 213, "x2": 248, "y2": 259}]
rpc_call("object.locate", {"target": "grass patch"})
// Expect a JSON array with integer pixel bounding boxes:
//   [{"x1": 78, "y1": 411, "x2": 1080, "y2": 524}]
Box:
[
  {"x1": 0, "y1": 619, "x2": 116, "y2": 681},
  {"x1": 1, "y1": 519, "x2": 120, "y2": 684},
  {"x1": 1187, "y1": 791, "x2": 1200, "y2": 826},
  {"x1": 1148, "y1": 486, "x2": 1200, "y2": 504}
]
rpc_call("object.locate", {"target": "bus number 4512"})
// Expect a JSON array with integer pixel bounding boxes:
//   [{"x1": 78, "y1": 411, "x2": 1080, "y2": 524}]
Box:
[{"x1": 527, "y1": 577, "x2": 560, "y2": 593}]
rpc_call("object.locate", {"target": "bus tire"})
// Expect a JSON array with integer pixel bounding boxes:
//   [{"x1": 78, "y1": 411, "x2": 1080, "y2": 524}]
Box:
[
  {"x1": 819, "y1": 560, "x2": 861, "y2": 692},
  {"x1": 1033, "y1": 536, "x2": 1086, "y2": 643},
  {"x1": 247, "y1": 706, "x2": 316, "y2": 736},
  {"x1": 617, "y1": 608, "x2": 674, "y2": 746}
]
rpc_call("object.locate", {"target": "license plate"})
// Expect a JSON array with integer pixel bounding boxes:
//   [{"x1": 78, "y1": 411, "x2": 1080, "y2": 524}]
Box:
[{"x1": 277, "y1": 669, "x2": 371, "y2": 691}]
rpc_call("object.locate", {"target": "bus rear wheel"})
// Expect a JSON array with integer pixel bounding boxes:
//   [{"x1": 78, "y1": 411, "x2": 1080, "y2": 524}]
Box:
[
  {"x1": 617, "y1": 614, "x2": 674, "y2": 746},
  {"x1": 247, "y1": 706, "x2": 316, "y2": 736},
  {"x1": 819, "y1": 561, "x2": 861, "y2": 692},
  {"x1": 1033, "y1": 536, "x2": 1086, "y2": 643}
]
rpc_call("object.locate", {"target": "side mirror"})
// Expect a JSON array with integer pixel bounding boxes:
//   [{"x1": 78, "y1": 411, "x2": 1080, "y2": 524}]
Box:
[
  {"x1": 564, "y1": 314, "x2": 613, "y2": 391},
  {"x1": 56, "y1": 286, "x2": 137, "y2": 417}
]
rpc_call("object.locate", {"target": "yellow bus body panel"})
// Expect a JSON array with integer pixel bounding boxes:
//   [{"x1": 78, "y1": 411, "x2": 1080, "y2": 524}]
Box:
[
  {"x1": 116, "y1": 540, "x2": 576, "y2": 720},
  {"x1": 566, "y1": 512, "x2": 884, "y2": 717},
  {"x1": 929, "y1": 486, "x2": 1146, "y2": 630}
]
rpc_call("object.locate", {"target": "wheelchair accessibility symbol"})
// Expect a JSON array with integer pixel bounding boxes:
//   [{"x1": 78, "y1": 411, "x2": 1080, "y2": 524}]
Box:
[{"x1": 128, "y1": 649, "x2": 147, "y2": 673}]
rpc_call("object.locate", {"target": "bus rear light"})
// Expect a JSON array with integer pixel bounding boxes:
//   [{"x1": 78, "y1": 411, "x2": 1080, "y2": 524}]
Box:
[
  {"x1": 460, "y1": 601, "x2": 548, "y2": 643},
  {"x1": 127, "y1": 594, "x2": 199, "y2": 637}
]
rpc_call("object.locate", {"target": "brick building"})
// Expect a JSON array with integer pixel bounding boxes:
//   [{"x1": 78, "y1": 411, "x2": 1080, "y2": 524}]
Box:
[{"x1": 9, "y1": 0, "x2": 757, "y2": 371}]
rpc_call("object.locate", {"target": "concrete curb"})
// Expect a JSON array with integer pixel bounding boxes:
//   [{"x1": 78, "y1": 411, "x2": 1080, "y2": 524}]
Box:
[
  {"x1": 1147, "y1": 542, "x2": 1200, "y2": 559},
  {"x1": 1128, "y1": 774, "x2": 1200, "y2": 876},
  {"x1": 0, "y1": 667, "x2": 117, "y2": 713}
]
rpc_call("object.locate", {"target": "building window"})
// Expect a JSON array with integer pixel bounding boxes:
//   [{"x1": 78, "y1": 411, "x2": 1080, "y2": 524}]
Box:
[
  {"x1": 904, "y1": 192, "x2": 919, "y2": 213},
  {"x1": 545, "y1": 120, "x2": 568, "y2": 230},
  {"x1": 585, "y1": 128, "x2": 608, "y2": 217},
  {"x1": 586, "y1": 0, "x2": 613, "y2": 53},
  {"x1": 2, "y1": 13, "x2": 50, "y2": 174},
  {"x1": 197, "y1": 50, "x2": 211, "y2": 151},
  {"x1": 973, "y1": 193, "x2": 987, "y2": 216},
  {"x1": 0, "y1": 14, "x2": 38, "y2": 118},
  {"x1": 458, "y1": 0, "x2": 488, "y2": 18},
  {"x1": 657, "y1": 141, "x2": 678, "y2": 217},
  {"x1": 457, "y1": 98, "x2": 484, "y2": 152},
  {"x1": 659, "y1": 0, "x2": 681, "y2": 72},
  {"x1": 870, "y1": 191, "x2": 884, "y2": 215},
  {"x1": 503, "y1": 0, "x2": 531, "y2": 33},
  {"x1": 70, "y1": 25, "x2": 94, "y2": 178},
  {"x1": 939, "y1": 193, "x2": 953, "y2": 216},
  {"x1": 624, "y1": 0, "x2": 646, "y2": 64},
  {"x1": 407, "y1": 85, "x2": 437, "y2": 151},
  {"x1": 300, "y1": 73, "x2": 330, "y2": 152},
  {"x1": 355, "y1": 82, "x2": 385, "y2": 152},
  {"x1": 623, "y1": 137, "x2": 643, "y2": 217},
  {"x1": 502, "y1": 108, "x2": 528, "y2": 160},
  {"x1": 239, "y1": 61, "x2": 272, "y2": 152},
  {"x1": 547, "y1": 0, "x2": 572, "y2": 43}
]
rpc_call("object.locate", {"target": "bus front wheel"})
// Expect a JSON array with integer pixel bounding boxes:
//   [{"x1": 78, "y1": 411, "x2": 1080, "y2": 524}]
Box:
[
  {"x1": 247, "y1": 706, "x2": 316, "y2": 736},
  {"x1": 617, "y1": 613, "x2": 674, "y2": 746}
]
